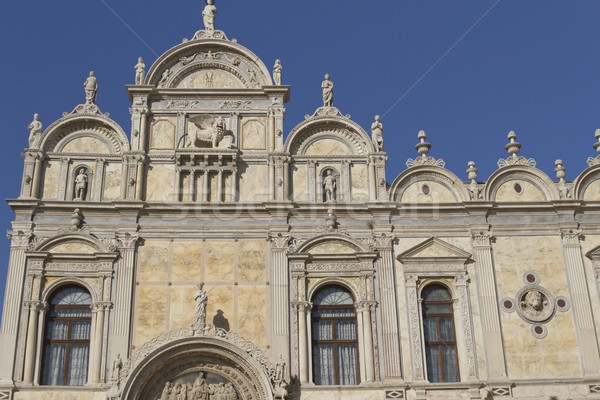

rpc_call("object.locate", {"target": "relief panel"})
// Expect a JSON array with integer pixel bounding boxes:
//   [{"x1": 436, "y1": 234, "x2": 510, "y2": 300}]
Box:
[
  {"x1": 135, "y1": 285, "x2": 168, "y2": 347},
  {"x1": 240, "y1": 118, "x2": 266, "y2": 151},
  {"x1": 172, "y1": 241, "x2": 203, "y2": 282},
  {"x1": 238, "y1": 285, "x2": 267, "y2": 347},
  {"x1": 146, "y1": 163, "x2": 175, "y2": 201},
  {"x1": 292, "y1": 163, "x2": 307, "y2": 201},
  {"x1": 103, "y1": 162, "x2": 121, "y2": 200},
  {"x1": 61, "y1": 136, "x2": 111, "y2": 154},
  {"x1": 495, "y1": 180, "x2": 545, "y2": 202},
  {"x1": 138, "y1": 241, "x2": 170, "y2": 282},
  {"x1": 176, "y1": 69, "x2": 244, "y2": 89},
  {"x1": 350, "y1": 163, "x2": 368, "y2": 202},
  {"x1": 169, "y1": 285, "x2": 197, "y2": 330},
  {"x1": 239, "y1": 164, "x2": 268, "y2": 201},
  {"x1": 205, "y1": 241, "x2": 234, "y2": 281},
  {"x1": 238, "y1": 240, "x2": 266, "y2": 282},
  {"x1": 304, "y1": 138, "x2": 352, "y2": 156},
  {"x1": 42, "y1": 160, "x2": 59, "y2": 199}
]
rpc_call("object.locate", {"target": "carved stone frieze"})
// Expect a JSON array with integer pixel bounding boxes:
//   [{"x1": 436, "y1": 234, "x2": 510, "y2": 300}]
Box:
[
  {"x1": 406, "y1": 156, "x2": 445, "y2": 168},
  {"x1": 497, "y1": 156, "x2": 536, "y2": 168}
]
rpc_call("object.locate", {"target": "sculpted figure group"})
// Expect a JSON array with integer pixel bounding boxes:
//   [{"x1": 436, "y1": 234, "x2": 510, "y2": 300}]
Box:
[{"x1": 157, "y1": 372, "x2": 238, "y2": 400}]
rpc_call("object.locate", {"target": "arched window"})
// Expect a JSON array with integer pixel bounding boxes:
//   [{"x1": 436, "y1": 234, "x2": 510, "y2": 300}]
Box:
[
  {"x1": 422, "y1": 284, "x2": 459, "y2": 382},
  {"x1": 311, "y1": 285, "x2": 359, "y2": 385},
  {"x1": 42, "y1": 285, "x2": 92, "y2": 386}
]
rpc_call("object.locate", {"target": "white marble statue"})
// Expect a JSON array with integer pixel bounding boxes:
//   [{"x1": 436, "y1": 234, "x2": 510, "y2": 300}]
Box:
[
  {"x1": 323, "y1": 170, "x2": 336, "y2": 202},
  {"x1": 135, "y1": 57, "x2": 146, "y2": 85},
  {"x1": 74, "y1": 169, "x2": 88, "y2": 201},
  {"x1": 406, "y1": 387, "x2": 417, "y2": 400},
  {"x1": 321, "y1": 73, "x2": 333, "y2": 107},
  {"x1": 84, "y1": 71, "x2": 98, "y2": 104},
  {"x1": 111, "y1": 354, "x2": 122, "y2": 381},
  {"x1": 194, "y1": 283, "x2": 208, "y2": 330},
  {"x1": 158, "y1": 68, "x2": 171, "y2": 88},
  {"x1": 479, "y1": 386, "x2": 492, "y2": 400},
  {"x1": 273, "y1": 59, "x2": 282, "y2": 86},
  {"x1": 27, "y1": 113, "x2": 42, "y2": 148},
  {"x1": 203, "y1": 0, "x2": 217, "y2": 31},
  {"x1": 371, "y1": 115, "x2": 383, "y2": 152}
]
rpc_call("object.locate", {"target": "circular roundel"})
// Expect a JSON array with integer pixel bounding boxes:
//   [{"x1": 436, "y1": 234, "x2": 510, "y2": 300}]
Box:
[
  {"x1": 531, "y1": 324, "x2": 548, "y2": 339},
  {"x1": 515, "y1": 286, "x2": 555, "y2": 323},
  {"x1": 500, "y1": 297, "x2": 515, "y2": 313},
  {"x1": 522, "y1": 271, "x2": 540, "y2": 286}
]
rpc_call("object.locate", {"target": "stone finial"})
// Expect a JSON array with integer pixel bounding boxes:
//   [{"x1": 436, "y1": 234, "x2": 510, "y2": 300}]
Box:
[
  {"x1": 202, "y1": 0, "x2": 217, "y2": 31},
  {"x1": 273, "y1": 59, "x2": 282, "y2": 86},
  {"x1": 415, "y1": 130, "x2": 431, "y2": 157},
  {"x1": 594, "y1": 129, "x2": 600, "y2": 153},
  {"x1": 326, "y1": 208, "x2": 337, "y2": 232},
  {"x1": 467, "y1": 161, "x2": 478, "y2": 182},
  {"x1": 554, "y1": 159, "x2": 566, "y2": 181},
  {"x1": 83, "y1": 71, "x2": 98, "y2": 104},
  {"x1": 70, "y1": 208, "x2": 83, "y2": 230},
  {"x1": 134, "y1": 57, "x2": 145, "y2": 85},
  {"x1": 505, "y1": 130, "x2": 521, "y2": 158},
  {"x1": 587, "y1": 129, "x2": 600, "y2": 167},
  {"x1": 322, "y1": 73, "x2": 334, "y2": 107}
]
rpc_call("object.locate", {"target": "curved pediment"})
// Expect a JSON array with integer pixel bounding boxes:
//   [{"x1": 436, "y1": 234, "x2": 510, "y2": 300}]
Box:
[
  {"x1": 291, "y1": 233, "x2": 371, "y2": 255},
  {"x1": 33, "y1": 232, "x2": 116, "y2": 254},
  {"x1": 573, "y1": 164, "x2": 600, "y2": 201},
  {"x1": 145, "y1": 40, "x2": 273, "y2": 89},
  {"x1": 389, "y1": 166, "x2": 469, "y2": 203},
  {"x1": 484, "y1": 165, "x2": 559, "y2": 202}
]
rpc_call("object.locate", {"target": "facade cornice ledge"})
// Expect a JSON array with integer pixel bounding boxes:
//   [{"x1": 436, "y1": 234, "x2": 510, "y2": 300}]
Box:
[{"x1": 146, "y1": 87, "x2": 289, "y2": 102}]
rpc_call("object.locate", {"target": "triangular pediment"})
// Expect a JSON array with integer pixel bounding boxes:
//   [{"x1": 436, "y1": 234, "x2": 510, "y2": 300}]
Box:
[
  {"x1": 586, "y1": 245, "x2": 600, "y2": 260},
  {"x1": 397, "y1": 237, "x2": 471, "y2": 262}
]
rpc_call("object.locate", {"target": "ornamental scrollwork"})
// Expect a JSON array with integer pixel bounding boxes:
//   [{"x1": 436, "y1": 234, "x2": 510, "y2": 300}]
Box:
[
  {"x1": 406, "y1": 156, "x2": 445, "y2": 168},
  {"x1": 497, "y1": 156, "x2": 536, "y2": 168}
]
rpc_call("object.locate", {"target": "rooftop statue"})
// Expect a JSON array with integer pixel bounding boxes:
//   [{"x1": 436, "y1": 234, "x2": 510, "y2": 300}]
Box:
[
  {"x1": 203, "y1": 0, "x2": 217, "y2": 31},
  {"x1": 84, "y1": 71, "x2": 98, "y2": 104},
  {"x1": 27, "y1": 113, "x2": 42, "y2": 148},
  {"x1": 134, "y1": 57, "x2": 145, "y2": 85},
  {"x1": 371, "y1": 115, "x2": 383, "y2": 152},
  {"x1": 273, "y1": 59, "x2": 282, "y2": 86},
  {"x1": 321, "y1": 73, "x2": 333, "y2": 107}
]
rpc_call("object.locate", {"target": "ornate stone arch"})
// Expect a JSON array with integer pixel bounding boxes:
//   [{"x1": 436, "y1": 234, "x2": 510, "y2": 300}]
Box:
[
  {"x1": 40, "y1": 114, "x2": 130, "y2": 155},
  {"x1": 484, "y1": 165, "x2": 559, "y2": 201},
  {"x1": 33, "y1": 232, "x2": 115, "y2": 254},
  {"x1": 40, "y1": 276, "x2": 99, "y2": 304},
  {"x1": 389, "y1": 166, "x2": 469, "y2": 203},
  {"x1": 145, "y1": 39, "x2": 273, "y2": 88},
  {"x1": 573, "y1": 164, "x2": 600, "y2": 200},
  {"x1": 306, "y1": 277, "x2": 361, "y2": 303},
  {"x1": 285, "y1": 117, "x2": 374, "y2": 156},
  {"x1": 417, "y1": 278, "x2": 457, "y2": 299},
  {"x1": 292, "y1": 232, "x2": 371, "y2": 254}
]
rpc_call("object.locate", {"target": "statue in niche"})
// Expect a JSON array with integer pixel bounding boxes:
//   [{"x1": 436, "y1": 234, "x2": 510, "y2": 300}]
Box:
[
  {"x1": 371, "y1": 115, "x2": 383, "y2": 151},
  {"x1": 28, "y1": 113, "x2": 42, "y2": 148},
  {"x1": 74, "y1": 169, "x2": 88, "y2": 201},
  {"x1": 187, "y1": 116, "x2": 227, "y2": 148},
  {"x1": 84, "y1": 71, "x2": 98, "y2": 104},
  {"x1": 111, "y1": 354, "x2": 122, "y2": 381},
  {"x1": 272, "y1": 59, "x2": 282, "y2": 85},
  {"x1": 135, "y1": 57, "x2": 146, "y2": 85},
  {"x1": 158, "y1": 68, "x2": 171, "y2": 88},
  {"x1": 213, "y1": 309, "x2": 230, "y2": 331},
  {"x1": 323, "y1": 170, "x2": 337, "y2": 202},
  {"x1": 203, "y1": 0, "x2": 217, "y2": 31},
  {"x1": 194, "y1": 283, "x2": 208, "y2": 331},
  {"x1": 321, "y1": 73, "x2": 334, "y2": 107}
]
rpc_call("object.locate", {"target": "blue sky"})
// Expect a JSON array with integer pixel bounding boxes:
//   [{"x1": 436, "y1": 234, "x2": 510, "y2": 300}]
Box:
[{"x1": 0, "y1": 1, "x2": 599, "y2": 319}]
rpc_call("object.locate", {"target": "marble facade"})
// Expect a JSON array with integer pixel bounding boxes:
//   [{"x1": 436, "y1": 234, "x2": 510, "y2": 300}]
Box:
[{"x1": 2, "y1": 5, "x2": 600, "y2": 400}]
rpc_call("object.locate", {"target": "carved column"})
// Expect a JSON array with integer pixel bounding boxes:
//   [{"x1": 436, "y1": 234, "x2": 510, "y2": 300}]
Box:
[
  {"x1": 357, "y1": 302, "x2": 376, "y2": 382},
  {"x1": 92, "y1": 158, "x2": 106, "y2": 201},
  {"x1": 406, "y1": 274, "x2": 425, "y2": 381},
  {"x1": 0, "y1": 232, "x2": 31, "y2": 384},
  {"x1": 294, "y1": 302, "x2": 311, "y2": 383},
  {"x1": 307, "y1": 160, "x2": 317, "y2": 203},
  {"x1": 561, "y1": 229, "x2": 600, "y2": 376},
  {"x1": 454, "y1": 273, "x2": 478, "y2": 381},
  {"x1": 202, "y1": 170, "x2": 210, "y2": 202},
  {"x1": 283, "y1": 157, "x2": 290, "y2": 201},
  {"x1": 374, "y1": 235, "x2": 402, "y2": 379},
  {"x1": 32, "y1": 302, "x2": 47, "y2": 385},
  {"x1": 135, "y1": 155, "x2": 146, "y2": 201},
  {"x1": 471, "y1": 231, "x2": 507, "y2": 380},
  {"x1": 111, "y1": 234, "x2": 139, "y2": 361},
  {"x1": 269, "y1": 159, "x2": 276, "y2": 201},
  {"x1": 368, "y1": 156, "x2": 377, "y2": 201},
  {"x1": 268, "y1": 108, "x2": 276, "y2": 152},
  {"x1": 22, "y1": 301, "x2": 42, "y2": 383},
  {"x1": 30, "y1": 153, "x2": 44, "y2": 199},
  {"x1": 91, "y1": 302, "x2": 108, "y2": 383},
  {"x1": 216, "y1": 169, "x2": 224, "y2": 202},
  {"x1": 341, "y1": 160, "x2": 351, "y2": 202},
  {"x1": 176, "y1": 112, "x2": 187, "y2": 148},
  {"x1": 20, "y1": 152, "x2": 36, "y2": 198},
  {"x1": 270, "y1": 235, "x2": 291, "y2": 373},
  {"x1": 229, "y1": 112, "x2": 239, "y2": 148},
  {"x1": 57, "y1": 157, "x2": 70, "y2": 200},
  {"x1": 139, "y1": 108, "x2": 149, "y2": 152}
]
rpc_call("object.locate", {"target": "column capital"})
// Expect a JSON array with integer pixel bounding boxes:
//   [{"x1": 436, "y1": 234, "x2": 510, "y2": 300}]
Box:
[
  {"x1": 116, "y1": 233, "x2": 140, "y2": 250},
  {"x1": 355, "y1": 301, "x2": 377, "y2": 312},
  {"x1": 370, "y1": 233, "x2": 394, "y2": 250},
  {"x1": 560, "y1": 228, "x2": 583, "y2": 247},
  {"x1": 24, "y1": 300, "x2": 47, "y2": 312},
  {"x1": 405, "y1": 274, "x2": 419, "y2": 287},
  {"x1": 270, "y1": 233, "x2": 291, "y2": 250},
  {"x1": 291, "y1": 301, "x2": 311, "y2": 312},
  {"x1": 471, "y1": 230, "x2": 494, "y2": 247},
  {"x1": 455, "y1": 273, "x2": 470, "y2": 287},
  {"x1": 7, "y1": 231, "x2": 33, "y2": 248}
]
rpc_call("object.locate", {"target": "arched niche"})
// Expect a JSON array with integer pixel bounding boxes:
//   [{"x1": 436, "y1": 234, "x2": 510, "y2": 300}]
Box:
[
  {"x1": 117, "y1": 336, "x2": 275, "y2": 400},
  {"x1": 573, "y1": 164, "x2": 600, "y2": 201},
  {"x1": 145, "y1": 39, "x2": 272, "y2": 89},
  {"x1": 285, "y1": 118, "x2": 374, "y2": 156},
  {"x1": 484, "y1": 165, "x2": 559, "y2": 202},
  {"x1": 389, "y1": 166, "x2": 469, "y2": 203}
]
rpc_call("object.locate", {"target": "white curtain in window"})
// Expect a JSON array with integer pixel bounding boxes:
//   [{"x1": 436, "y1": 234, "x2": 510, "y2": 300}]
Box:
[
  {"x1": 67, "y1": 345, "x2": 89, "y2": 386},
  {"x1": 423, "y1": 318, "x2": 437, "y2": 342},
  {"x1": 43, "y1": 345, "x2": 66, "y2": 385},
  {"x1": 312, "y1": 322, "x2": 332, "y2": 340},
  {"x1": 439, "y1": 318, "x2": 454, "y2": 341},
  {"x1": 426, "y1": 346, "x2": 442, "y2": 382},
  {"x1": 337, "y1": 344, "x2": 358, "y2": 385},
  {"x1": 71, "y1": 322, "x2": 91, "y2": 340},
  {"x1": 336, "y1": 321, "x2": 356, "y2": 340},
  {"x1": 442, "y1": 345, "x2": 458, "y2": 382},
  {"x1": 313, "y1": 345, "x2": 334, "y2": 385}
]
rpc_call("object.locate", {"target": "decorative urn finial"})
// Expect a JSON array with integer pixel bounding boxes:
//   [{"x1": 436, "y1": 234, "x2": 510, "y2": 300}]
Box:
[
  {"x1": 505, "y1": 130, "x2": 521, "y2": 158},
  {"x1": 415, "y1": 130, "x2": 431, "y2": 157}
]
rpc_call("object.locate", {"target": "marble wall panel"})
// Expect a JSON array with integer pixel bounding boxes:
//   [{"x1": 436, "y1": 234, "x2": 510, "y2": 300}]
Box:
[
  {"x1": 138, "y1": 241, "x2": 169, "y2": 282},
  {"x1": 49, "y1": 241, "x2": 96, "y2": 254},
  {"x1": 238, "y1": 286, "x2": 267, "y2": 347},
  {"x1": 495, "y1": 179, "x2": 545, "y2": 201},
  {"x1": 292, "y1": 163, "x2": 307, "y2": 201},
  {"x1": 61, "y1": 136, "x2": 110, "y2": 154},
  {"x1": 304, "y1": 138, "x2": 352, "y2": 156},
  {"x1": 399, "y1": 180, "x2": 457, "y2": 203},
  {"x1": 205, "y1": 284, "x2": 235, "y2": 331},
  {"x1": 350, "y1": 163, "x2": 368, "y2": 202},
  {"x1": 580, "y1": 235, "x2": 600, "y2": 342},
  {"x1": 205, "y1": 241, "x2": 234, "y2": 281},
  {"x1": 169, "y1": 285, "x2": 196, "y2": 330},
  {"x1": 494, "y1": 235, "x2": 581, "y2": 379},
  {"x1": 181, "y1": 171, "x2": 193, "y2": 202},
  {"x1": 177, "y1": 69, "x2": 244, "y2": 89},
  {"x1": 240, "y1": 118, "x2": 266, "y2": 151},
  {"x1": 135, "y1": 285, "x2": 167, "y2": 347},
  {"x1": 41, "y1": 160, "x2": 59, "y2": 199},
  {"x1": 238, "y1": 240, "x2": 266, "y2": 282},
  {"x1": 150, "y1": 118, "x2": 176, "y2": 150},
  {"x1": 239, "y1": 164, "x2": 268, "y2": 201},
  {"x1": 102, "y1": 162, "x2": 121, "y2": 200},
  {"x1": 172, "y1": 241, "x2": 203, "y2": 282},
  {"x1": 583, "y1": 179, "x2": 600, "y2": 201},
  {"x1": 146, "y1": 163, "x2": 175, "y2": 201},
  {"x1": 308, "y1": 241, "x2": 355, "y2": 255},
  {"x1": 209, "y1": 172, "x2": 217, "y2": 202},
  {"x1": 13, "y1": 390, "x2": 108, "y2": 400}
]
